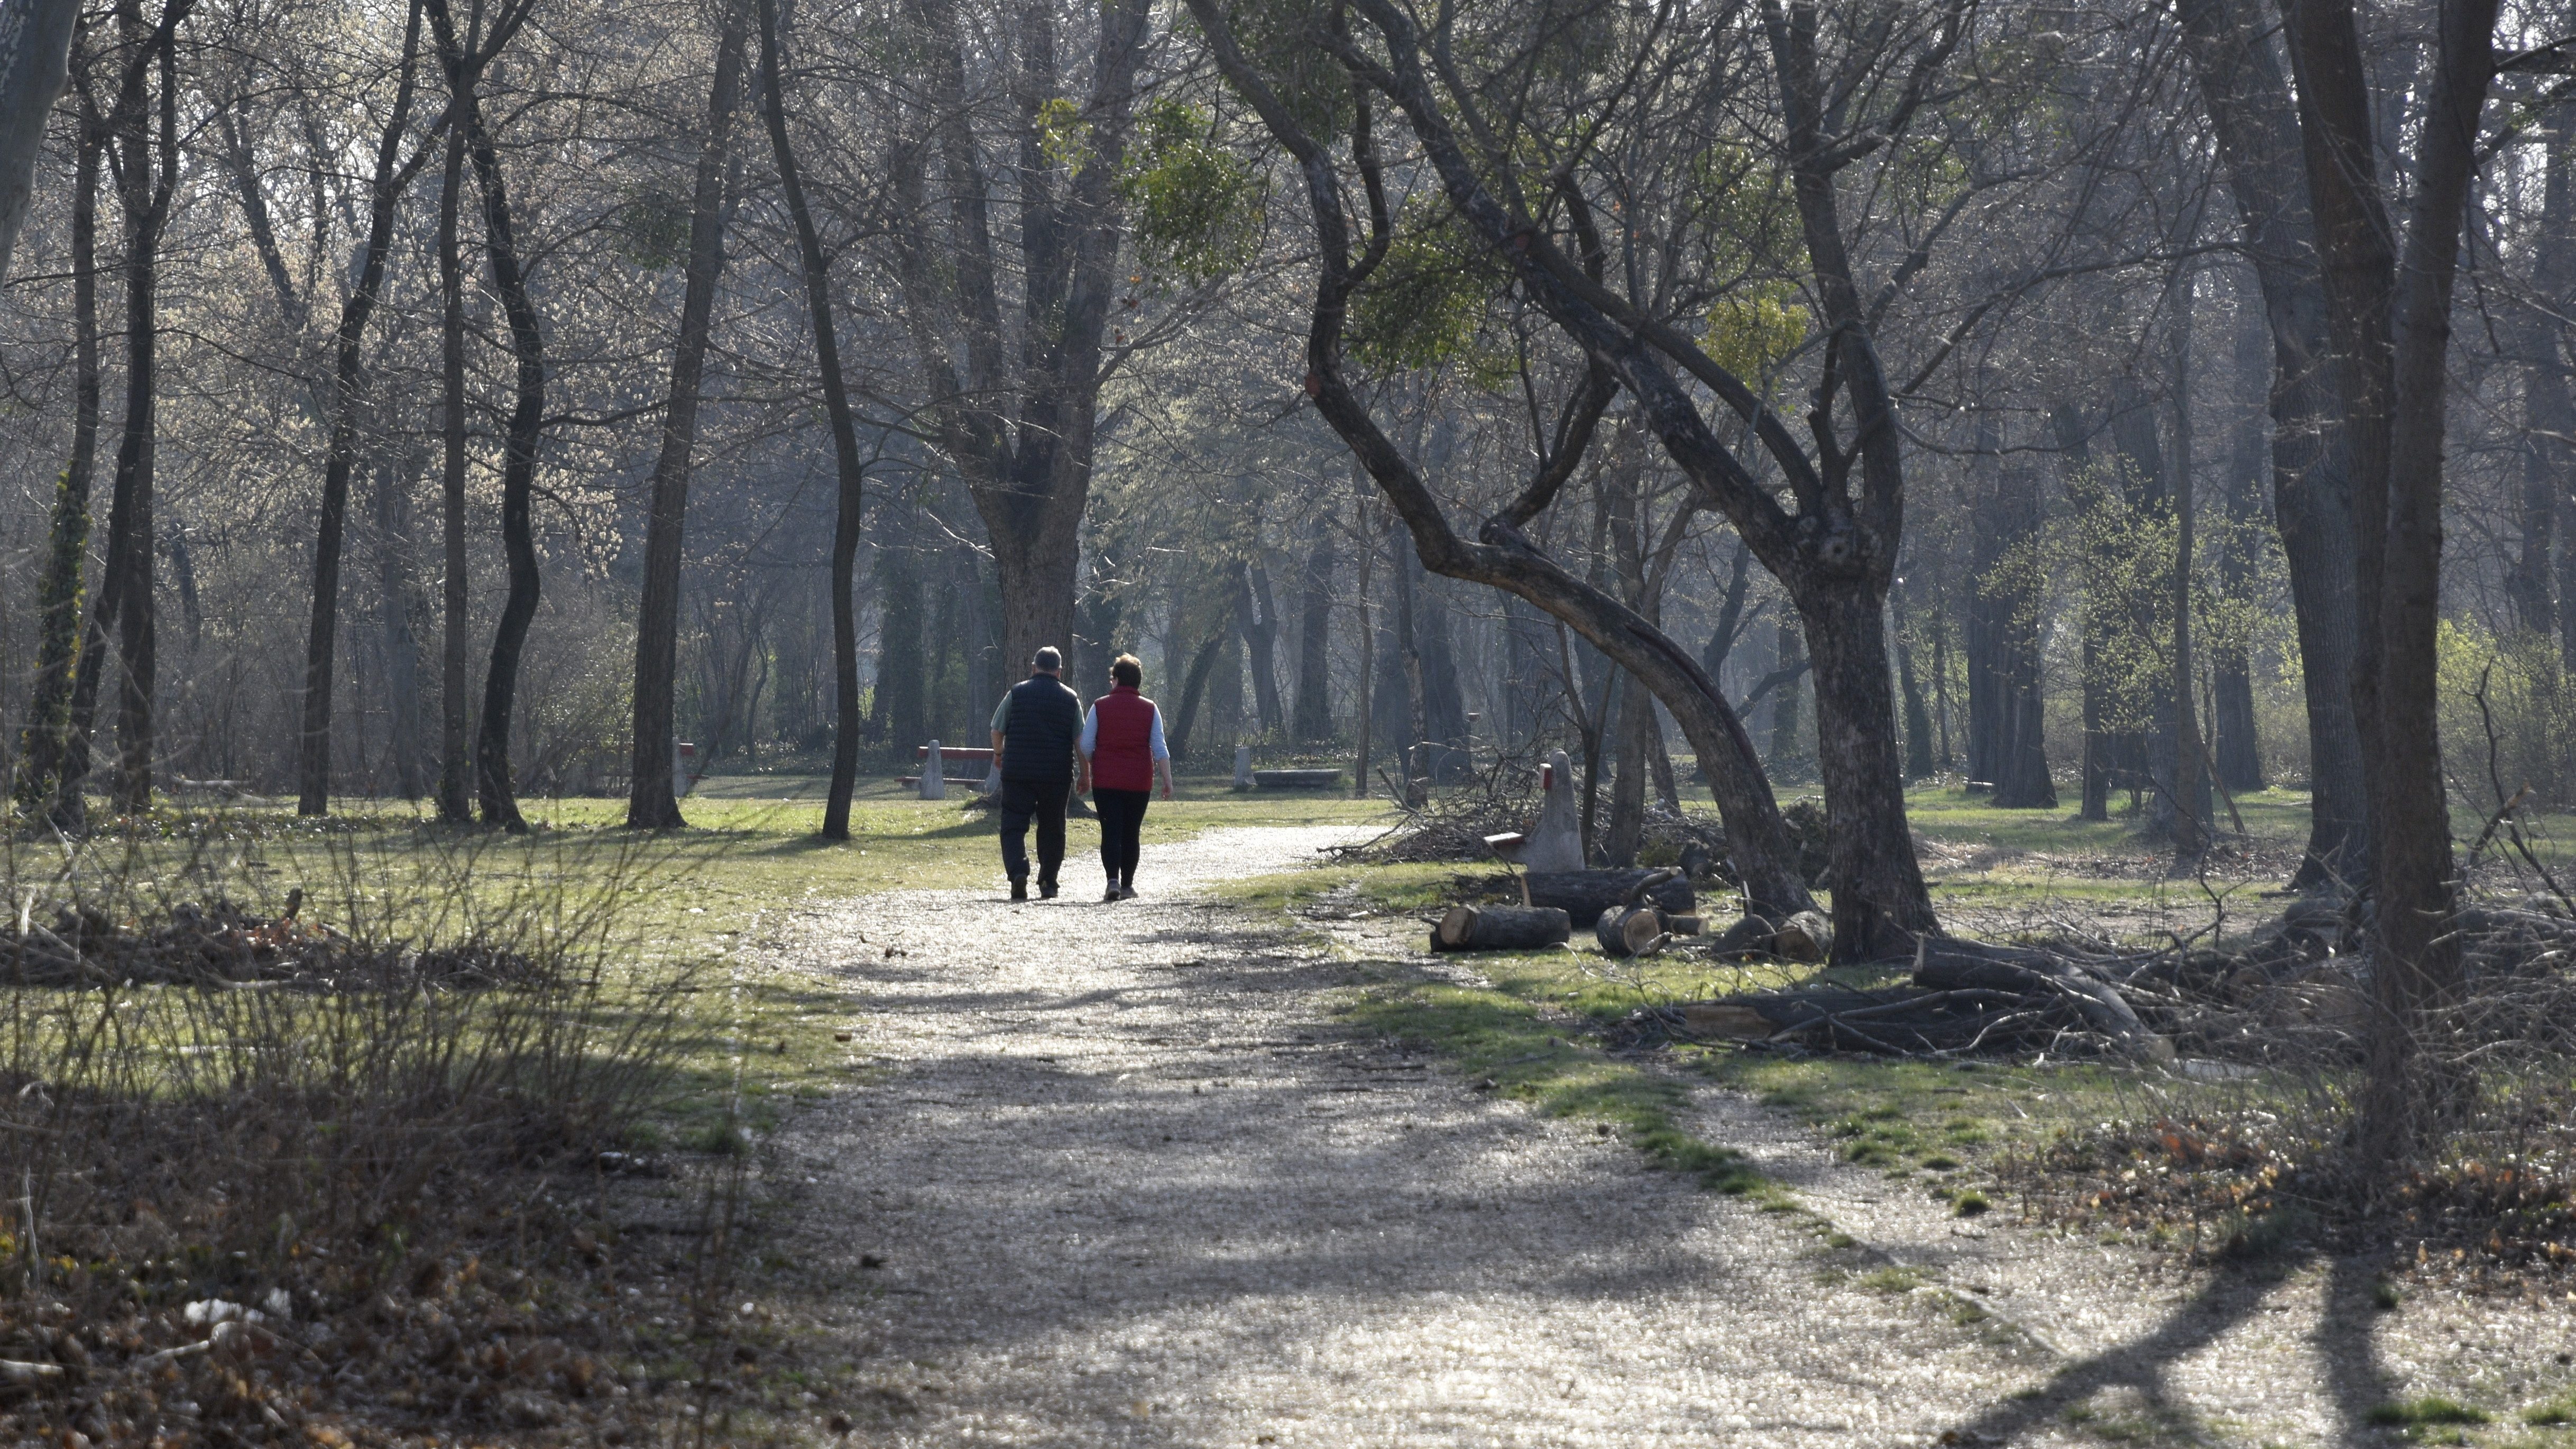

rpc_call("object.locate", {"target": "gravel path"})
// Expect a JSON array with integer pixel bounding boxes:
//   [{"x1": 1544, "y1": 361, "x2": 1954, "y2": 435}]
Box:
[{"x1": 765, "y1": 826, "x2": 2571, "y2": 1447}]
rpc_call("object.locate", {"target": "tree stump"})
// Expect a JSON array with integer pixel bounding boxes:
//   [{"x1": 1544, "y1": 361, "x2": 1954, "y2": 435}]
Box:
[
  {"x1": 1594, "y1": 905, "x2": 1669, "y2": 958},
  {"x1": 1431, "y1": 904, "x2": 1572, "y2": 952},
  {"x1": 1522, "y1": 749, "x2": 1586, "y2": 872},
  {"x1": 1522, "y1": 868, "x2": 1693, "y2": 927}
]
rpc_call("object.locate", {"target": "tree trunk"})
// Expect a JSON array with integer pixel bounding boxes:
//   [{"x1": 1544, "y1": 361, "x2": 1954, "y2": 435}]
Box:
[
  {"x1": 1896, "y1": 591, "x2": 1935, "y2": 782},
  {"x1": 628, "y1": 0, "x2": 748, "y2": 830},
  {"x1": 2277, "y1": 0, "x2": 2498, "y2": 1155},
  {"x1": 15, "y1": 112, "x2": 98, "y2": 826},
  {"x1": 426, "y1": 0, "x2": 547, "y2": 834},
  {"x1": 77, "y1": 5, "x2": 188, "y2": 818},
  {"x1": 0, "y1": 0, "x2": 78, "y2": 282},
  {"x1": 2528, "y1": 112, "x2": 2576, "y2": 677},
  {"x1": 2212, "y1": 274, "x2": 2268, "y2": 792},
  {"x1": 433, "y1": 115, "x2": 472, "y2": 824},
  {"x1": 1236, "y1": 557, "x2": 1283, "y2": 736},
  {"x1": 1350, "y1": 478, "x2": 1375, "y2": 797},
  {"x1": 753, "y1": 0, "x2": 872, "y2": 840},
  {"x1": 1767, "y1": 613, "x2": 1808, "y2": 781},
  {"x1": 2174, "y1": 0, "x2": 2370, "y2": 884},
  {"x1": 2170, "y1": 277, "x2": 2211, "y2": 861},
  {"x1": 1293, "y1": 513, "x2": 1334, "y2": 740},
  {"x1": 1604, "y1": 672, "x2": 1649, "y2": 867},
  {"x1": 893, "y1": 0, "x2": 1149, "y2": 693},
  {"x1": 1797, "y1": 583, "x2": 1939, "y2": 957},
  {"x1": 298, "y1": 0, "x2": 425, "y2": 816},
  {"x1": 374, "y1": 451, "x2": 428, "y2": 798}
]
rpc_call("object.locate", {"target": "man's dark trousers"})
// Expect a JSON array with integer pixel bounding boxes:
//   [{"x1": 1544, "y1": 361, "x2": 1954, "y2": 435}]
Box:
[{"x1": 998, "y1": 777, "x2": 1070, "y2": 888}]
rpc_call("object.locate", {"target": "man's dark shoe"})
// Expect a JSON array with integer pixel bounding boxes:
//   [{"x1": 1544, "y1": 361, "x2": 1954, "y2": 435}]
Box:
[
  {"x1": 1009, "y1": 879, "x2": 1028, "y2": 901},
  {"x1": 1103, "y1": 884, "x2": 1122, "y2": 903},
  {"x1": 1038, "y1": 881, "x2": 1059, "y2": 899}
]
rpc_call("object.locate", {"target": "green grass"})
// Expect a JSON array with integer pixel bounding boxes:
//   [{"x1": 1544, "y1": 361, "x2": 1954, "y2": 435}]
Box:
[
  {"x1": 6, "y1": 777, "x2": 1396, "y2": 1146},
  {"x1": 2526, "y1": 1393, "x2": 2576, "y2": 1426},
  {"x1": 1340, "y1": 977, "x2": 1767, "y2": 1195},
  {"x1": 2368, "y1": 1397, "x2": 2491, "y2": 1428}
]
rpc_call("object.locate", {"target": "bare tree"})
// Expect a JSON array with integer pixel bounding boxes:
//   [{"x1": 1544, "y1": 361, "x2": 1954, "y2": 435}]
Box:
[{"x1": 628, "y1": 0, "x2": 750, "y2": 831}]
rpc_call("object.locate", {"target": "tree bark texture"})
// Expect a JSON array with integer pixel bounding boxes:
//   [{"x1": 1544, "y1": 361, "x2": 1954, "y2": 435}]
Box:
[
  {"x1": 628, "y1": 0, "x2": 748, "y2": 830},
  {"x1": 15, "y1": 112, "x2": 98, "y2": 826},
  {"x1": 2278, "y1": 0, "x2": 2498, "y2": 1153},
  {"x1": 433, "y1": 119, "x2": 472, "y2": 823},
  {"x1": 2175, "y1": 0, "x2": 2369, "y2": 885},
  {"x1": 0, "y1": 0, "x2": 79, "y2": 282}
]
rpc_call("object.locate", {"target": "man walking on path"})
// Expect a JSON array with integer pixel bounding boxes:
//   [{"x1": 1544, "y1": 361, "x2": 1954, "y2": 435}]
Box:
[{"x1": 990, "y1": 647, "x2": 1083, "y2": 900}]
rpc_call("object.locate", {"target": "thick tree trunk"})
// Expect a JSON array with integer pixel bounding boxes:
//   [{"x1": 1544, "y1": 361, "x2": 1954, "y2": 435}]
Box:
[
  {"x1": 80, "y1": 7, "x2": 187, "y2": 818},
  {"x1": 894, "y1": 0, "x2": 1149, "y2": 697},
  {"x1": 0, "y1": 0, "x2": 78, "y2": 282},
  {"x1": 753, "y1": 0, "x2": 871, "y2": 840},
  {"x1": 1293, "y1": 515, "x2": 1334, "y2": 740},
  {"x1": 1797, "y1": 583, "x2": 1939, "y2": 958},
  {"x1": 433, "y1": 121, "x2": 472, "y2": 824},
  {"x1": 2174, "y1": 0, "x2": 2369, "y2": 884},
  {"x1": 628, "y1": 0, "x2": 748, "y2": 830},
  {"x1": 2278, "y1": 0, "x2": 2497, "y2": 1155},
  {"x1": 298, "y1": 0, "x2": 424, "y2": 816},
  {"x1": 1604, "y1": 670, "x2": 1649, "y2": 866},
  {"x1": 15, "y1": 116, "x2": 98, "y2": 826}
]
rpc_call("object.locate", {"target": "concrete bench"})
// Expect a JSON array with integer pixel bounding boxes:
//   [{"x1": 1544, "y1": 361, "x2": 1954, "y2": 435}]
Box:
[{"x1": 1253, "y1": 768, "x2": 1345, "y2": 790}]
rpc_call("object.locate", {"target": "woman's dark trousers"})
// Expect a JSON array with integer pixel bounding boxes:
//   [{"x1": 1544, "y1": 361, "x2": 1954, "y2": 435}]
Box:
[{"x1": 1093, "y1": 788, "x2": 1149, "y2": 885}]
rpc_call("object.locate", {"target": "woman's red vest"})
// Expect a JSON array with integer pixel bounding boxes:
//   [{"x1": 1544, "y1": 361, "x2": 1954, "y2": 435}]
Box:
[{"x1": 1090, "y1": 686, "x2": 1158, "y2": 792}]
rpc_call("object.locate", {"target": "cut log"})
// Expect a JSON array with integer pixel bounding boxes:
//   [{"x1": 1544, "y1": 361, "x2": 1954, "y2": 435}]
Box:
[
  {"x1": 1522, "y1": 869, "x2": 1693, "y2": 927},
  {"x1": 1595, "y1": 905, "x2": 1668, "y2": 958},
  {"x1": 1432, "y1": 904, "x2": 1572, "y2": 952},
  {"x1": 1771, "y1": 910, "x2": 1832, "y2": 962}
]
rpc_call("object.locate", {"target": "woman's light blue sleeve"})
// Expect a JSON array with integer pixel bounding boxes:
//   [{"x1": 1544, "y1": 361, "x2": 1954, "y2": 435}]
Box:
[
  {"x1": 1079, "y1": 704, "x2": 1099, "y2": 754},
  {"x1": 1149, "y1": 707, "x2": 1170, "y2": 761}
]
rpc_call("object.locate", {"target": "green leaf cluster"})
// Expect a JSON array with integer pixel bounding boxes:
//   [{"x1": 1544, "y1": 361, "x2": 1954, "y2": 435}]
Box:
[
  {"x1": 1348, "y1": 201, "x2": 1512, "y2": 383},
  {"x1": 1701, "y1": 281, "x2": 1808, "y2": 387},
  {"x1": 1118, "y1": 98, "x2": 1264, "y2": 283}
]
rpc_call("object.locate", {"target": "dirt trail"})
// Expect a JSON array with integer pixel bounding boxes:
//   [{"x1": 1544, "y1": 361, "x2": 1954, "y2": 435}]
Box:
[{"x1": 764, "y1": 826, "x2": 2567, "y2": 1447}]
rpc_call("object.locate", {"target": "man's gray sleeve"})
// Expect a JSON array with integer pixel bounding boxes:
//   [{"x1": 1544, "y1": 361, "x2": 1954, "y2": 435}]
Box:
[{"x1": 991, "y1": 692, "x2": 1013, "y2": 733}]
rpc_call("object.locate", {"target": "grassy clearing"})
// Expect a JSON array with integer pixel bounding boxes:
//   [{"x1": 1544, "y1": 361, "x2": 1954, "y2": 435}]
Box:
[
  {"x1": 1209, "y1": 784, "x2": 2329, "y2": 1227},
  {"x1": 19, "y1": 777, "x2": 1393, "y2": 1142}
]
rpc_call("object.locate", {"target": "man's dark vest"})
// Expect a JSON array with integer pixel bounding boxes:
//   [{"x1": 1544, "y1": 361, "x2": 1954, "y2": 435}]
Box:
[{"x1": 1001, "y1": 674, "x2": 1081, "y2": 781}]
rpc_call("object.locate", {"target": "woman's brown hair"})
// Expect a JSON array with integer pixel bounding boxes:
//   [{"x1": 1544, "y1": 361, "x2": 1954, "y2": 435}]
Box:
[{"x1": 1111, "y1": 654, "x2": 1143, "y2": 688}]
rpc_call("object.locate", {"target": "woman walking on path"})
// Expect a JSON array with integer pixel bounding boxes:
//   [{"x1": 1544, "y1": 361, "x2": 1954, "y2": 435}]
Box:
[{"x1": 1077, "y1": 654, "x2": 1173, "y2": 902}]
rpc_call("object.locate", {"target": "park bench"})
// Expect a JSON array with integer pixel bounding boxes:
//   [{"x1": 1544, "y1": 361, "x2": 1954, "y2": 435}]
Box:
[{"x1": 900, "y1": 742, "x2": 999, "y2": 796}]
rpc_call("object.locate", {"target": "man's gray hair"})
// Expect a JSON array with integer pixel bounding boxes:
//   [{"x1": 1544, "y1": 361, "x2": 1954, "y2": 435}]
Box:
[{"x1": 1032, "y1": 646, "x2": 1063, "y2": 673}]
